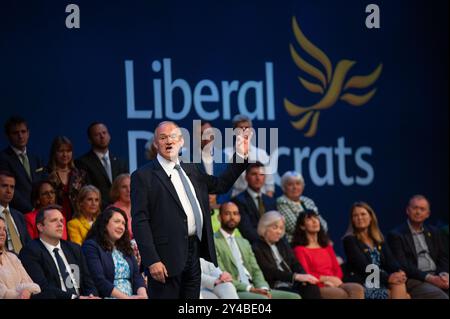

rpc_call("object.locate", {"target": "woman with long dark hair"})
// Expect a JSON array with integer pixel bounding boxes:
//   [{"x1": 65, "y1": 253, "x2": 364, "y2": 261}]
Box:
[
  {"x1": 81, "y1": 207, "x2": 147, "y2": 299},
  {"x1": 47, "y1": 136, "x2": 87, "y2": 221},
  {"x1": 291, "y1": 210, "x2": 364, "y2": 299}
]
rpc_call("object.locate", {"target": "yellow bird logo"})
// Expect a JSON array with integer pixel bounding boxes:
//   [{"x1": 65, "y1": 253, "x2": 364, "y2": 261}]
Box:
[{"x1": 284, "y1": 17, "x2": 383, "y2": 137}]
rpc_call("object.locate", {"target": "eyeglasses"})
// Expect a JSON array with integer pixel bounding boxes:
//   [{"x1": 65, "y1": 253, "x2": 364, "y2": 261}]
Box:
[
  {"x1": 40, "y1": 190, "x2": 56, "y2": 197},
  {"x1": 158, "y1": 133, "x2": 180, "y2": 141}
]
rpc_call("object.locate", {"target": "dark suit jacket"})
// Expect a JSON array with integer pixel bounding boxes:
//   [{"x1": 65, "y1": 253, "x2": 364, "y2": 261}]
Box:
[
  {"x1": 343, "y1": 235, "x2": 401, "y2": 286},
  {"x1": 253, "y1": 238, "x2": 307, "y2": 288},
  {"x1": 131, "y1": 155, "x2": 248, "y2": 276},
  {"x1": 198, "y1": 160, "x2": 229, "y2": 204},
  {"x1": 19, "y1": 239, "x2": 98, "y2": 299},
  {"x1": 81, "y1": 239, "x2": 145, "y2": 297},
  {"x1": 0, "y1": 146, "x2": 44, "y2": 213},
  {"x1": 232, "y1": 191, "x2": 276, "y2": 244},
  {"x1": 387, "y1": 222, "x2": 449, "y2": 281},
  {"x1": 8, "y1": 207, "x2": 31, "y2": 248},
  {"x1": 75, "y1": 150, "x2": 128, "y2": 207}
]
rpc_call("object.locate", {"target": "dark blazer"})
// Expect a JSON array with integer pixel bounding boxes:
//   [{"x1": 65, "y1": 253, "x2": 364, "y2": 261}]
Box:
[
  {"x1": 75, "y1": 150, "x2": 128, "y2": 207},
  {"x1": 343, "y1": 235, "x2": 401, "y2": 286},
  {"x1": 8, "y1": 207, "x2": 31, "y2": 248},
  {"x1": 387, "y1": 222, "x2": 449, "y2": 281},
  {"x1": 0, "y1": 146, "x2": 44, "y2": 213},
  {"x1": 253, "y1": 238, "x2": 306, "y2": 287},
  {"x1": 81, "y1": 239, "x2": 145, "y2": 297},
  {"x1": 131, "y1": 156, "x2": 248, "y2": 276},
  {"x1": 198, "y1": 159, "x2": 229, "y2": 204},
  {"x1": 19, "y1": 239, "x2": 98, "y2": 299},
  {"x1": 232, "y1": 191, "x2": 276, "y2": 244}
]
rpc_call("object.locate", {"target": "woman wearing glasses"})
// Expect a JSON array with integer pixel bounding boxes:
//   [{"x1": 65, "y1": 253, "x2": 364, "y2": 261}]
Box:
[{"x1": 24, "y1": 180, "x2": 68, "y2": 240}]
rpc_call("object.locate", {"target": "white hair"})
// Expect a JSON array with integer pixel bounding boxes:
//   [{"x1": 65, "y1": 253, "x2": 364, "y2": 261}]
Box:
[
  {"x1": 280, "y1": 171, "x2": 305, "y2": 192},
  {"x1": 257, "y1": 210, "x2": 285, "y2": 238}
]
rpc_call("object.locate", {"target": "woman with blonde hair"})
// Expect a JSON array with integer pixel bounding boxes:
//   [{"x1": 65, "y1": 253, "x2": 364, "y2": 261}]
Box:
[
  {"x1": 343, "y1": 201, "x2": 410, "y2": 299},
  {"x1": 67, "y1": 185, "x2": 101, "y2": 245}
]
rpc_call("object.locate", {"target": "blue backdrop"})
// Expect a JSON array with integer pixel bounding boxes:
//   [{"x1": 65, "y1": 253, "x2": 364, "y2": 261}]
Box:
[{"x1": 1, "y1": 0, "x2": 448, "y2": 254}]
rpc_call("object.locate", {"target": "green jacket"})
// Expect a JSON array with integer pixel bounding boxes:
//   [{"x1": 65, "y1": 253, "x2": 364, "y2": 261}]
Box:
[{"x1": 214, "y1": 230, "x2": 269, "y2": 292}]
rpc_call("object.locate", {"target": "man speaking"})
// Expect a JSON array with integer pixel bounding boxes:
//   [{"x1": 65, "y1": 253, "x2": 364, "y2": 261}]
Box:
[{"x1": 131, "y1": 121, "x2": 249, "y2": 299}]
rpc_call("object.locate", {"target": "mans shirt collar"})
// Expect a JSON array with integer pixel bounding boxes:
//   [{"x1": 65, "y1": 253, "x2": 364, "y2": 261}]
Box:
[
  {"x1": 157, "y1": 153, "x2": 180, "y2": 175},
  {"x1": 0, "y1": 205, "x2": 11, "y2": 215},
  {"x1": 40, "y1": 238, "x2": 62, "y2": 253},
  {"x1": 407, "y1": 219, "x2": 424, "y2": 234},
  {"x1": 94, "y1": 149, "x2": 110, "y2": 161},
  {"x1": 247, "y1": 187, "x2": 262, "y2": 199},
  {"x1": 11, "y1": 145, "x2": 27, "y2": 156},
  {"x1": 219, "y1": 227, "x2": 235, "y2": 240}
]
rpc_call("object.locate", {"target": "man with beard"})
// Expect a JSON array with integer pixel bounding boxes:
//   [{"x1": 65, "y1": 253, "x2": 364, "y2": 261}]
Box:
[{"x1": 213, "y1": 201, "x2": 300, "y2": 299}]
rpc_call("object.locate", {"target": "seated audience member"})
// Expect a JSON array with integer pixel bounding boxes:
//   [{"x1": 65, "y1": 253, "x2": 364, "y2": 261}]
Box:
[
  {"x1": 232, "y1": 162, "x2": 276, "y2": 245},
  {"x1": 0, "y1": 116, "x2": 44, "y2": 213},
  {"x1": 47, "y1": 136, "x2": 87, "y2": 221},
  {"x1": 110, "y1": 174, "x2": 133, "y2": 239},
  {"x1": 0, "y1": 170, "x2": 30, "y2": 254},
  {"x1": 276, "y1": 171, "x2": 328, "y2": 243},
  {"x1": 388, "y1": 195, "x2": 449, "y2": 299},
  {"x1": 82, "y1": 207, "x2": 147, "y2": 299},
  {"x1": 214, "y1": 202, "x2": 300, "y2": 299},
  {"x1": 211, "y1": 205, "x2": 242, "y2": 237},
  {"x1": 0, "y1": 216, "x2": 41, "y2": 299},
  {"x1": 292, "y1": 210, "x2": 364, "y2": 299},
  {"x1": 253, "y1": 211, "x2": 321, "y2": 299},
  {"x1": 19, "y1": 205, "x2": 99, "y2": 299},
  {"x1": 67, "y1": 185, "x2": 101, "y2": 245},
  {"x1": 343, "y1": 202, "x2": 410, "y2": 299},
  {"x1": 200, "y1": 257, "x2": 239, "y2": 299},
  {"x1": 25, "y1": 180, "x2": 67, "y2": 240}
]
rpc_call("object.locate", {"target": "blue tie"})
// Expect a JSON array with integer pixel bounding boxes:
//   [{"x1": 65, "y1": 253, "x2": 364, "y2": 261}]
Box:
[
  {"x1": 53, "y1": 248, "x2": 77, "y2": 295},
  {"x1": 174, "y1": 164, "x2": 203, "y2": 240}
]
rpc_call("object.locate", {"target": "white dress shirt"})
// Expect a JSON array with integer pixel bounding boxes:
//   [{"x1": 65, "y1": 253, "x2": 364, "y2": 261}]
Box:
[
  {"x1": 39, "y1": 239, "x2": 80, "y2": 296},
  {"x1": 157, "y1": 154, "x2": 203, "y2": 236},
  {"x1": 94, "y1": 149, "x2": 113, "y2": 182},
  {"x1": 11, "y1": 145, "x2": 27, "y2": 159}
]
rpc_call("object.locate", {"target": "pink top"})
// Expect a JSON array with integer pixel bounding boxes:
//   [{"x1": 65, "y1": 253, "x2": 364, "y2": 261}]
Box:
[
  {"x1": 112, "y1": 201, "x2": 133, "y2": 239},
  {"x1": 293, "y1": 245, "x2": 343, "y2": 287}
]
